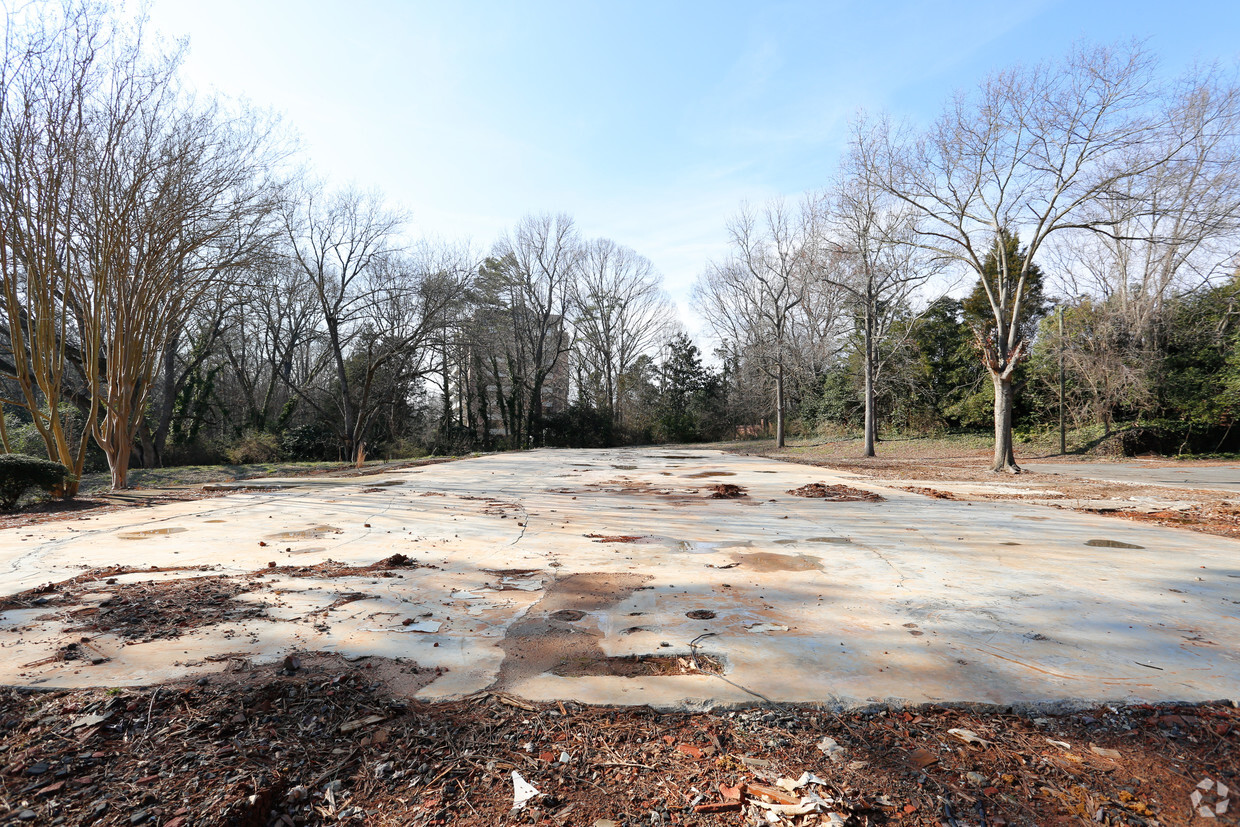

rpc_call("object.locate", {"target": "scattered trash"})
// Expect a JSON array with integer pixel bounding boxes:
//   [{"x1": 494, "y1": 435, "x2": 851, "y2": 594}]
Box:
[{"x1": 512, "y1": 770, "x2": 541, "y2": 810}]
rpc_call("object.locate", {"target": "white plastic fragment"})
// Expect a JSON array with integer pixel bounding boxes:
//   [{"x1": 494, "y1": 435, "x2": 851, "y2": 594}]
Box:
[
  {"x1": 1045, "y1": 737, "x2": 1072, "y2": 750},
  {"x1": 512, "y1": 770, "x2": 541, "y2": 810}
]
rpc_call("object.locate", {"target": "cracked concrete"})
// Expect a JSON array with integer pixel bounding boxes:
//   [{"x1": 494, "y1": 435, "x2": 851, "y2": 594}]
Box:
[{"x1": 1, "y1": 448, "x2": 1237, "y2": 710}]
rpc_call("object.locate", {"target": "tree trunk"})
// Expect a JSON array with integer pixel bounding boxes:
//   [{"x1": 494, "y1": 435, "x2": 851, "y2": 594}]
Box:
[
  {"x1": 775, "y1": 363, "x2": 785, "y2": 448},
  {"x1": 990, "y1": 372, "x2": 1020, "y2": 473},
  {"x1": 863, "y1": 308, "x2": 876, "y2": 458}
]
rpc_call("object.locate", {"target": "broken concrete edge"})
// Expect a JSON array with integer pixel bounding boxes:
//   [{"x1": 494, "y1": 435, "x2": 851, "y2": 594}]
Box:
[
  {"x1": 198, "y1": 453, "x2": 482, "y2": 491},
  {"x1": 4, "y1": 665, "x2": 1232, "y2": 721}
]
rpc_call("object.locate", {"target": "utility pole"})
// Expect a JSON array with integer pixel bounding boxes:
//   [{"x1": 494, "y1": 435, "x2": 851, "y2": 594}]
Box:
[{"x1": 1058, "y1": 305, "x2": 1066, "y2": 455}]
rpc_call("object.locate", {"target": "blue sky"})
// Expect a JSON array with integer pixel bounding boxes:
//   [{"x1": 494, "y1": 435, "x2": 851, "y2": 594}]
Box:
[{"x1": 149, "y1": 1, "x2": 1240, "y2": 332}]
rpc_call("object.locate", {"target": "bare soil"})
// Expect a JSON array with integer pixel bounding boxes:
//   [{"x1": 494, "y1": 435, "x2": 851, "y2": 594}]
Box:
[
  {"x1": 727, "y1": 440, "x2": 1240, "y2": 539},
  {"x1": 0, "y1": 659, "x2": 1233, "y2": 826}
]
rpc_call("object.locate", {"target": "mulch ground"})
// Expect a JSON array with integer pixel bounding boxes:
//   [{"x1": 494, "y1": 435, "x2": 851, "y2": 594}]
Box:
[{"x1": 0, "y1": 656, "x2": 1233, "y2": 827}]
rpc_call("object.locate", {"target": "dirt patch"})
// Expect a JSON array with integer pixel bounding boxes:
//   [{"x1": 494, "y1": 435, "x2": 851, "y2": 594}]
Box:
[
  {"x1": 901, "y1": 485, "x2": 959, "y2": 500},
  {"x1": 257, "y1": 554, "x2": 436, "y2": 579},
  {"x1": 707, "y1": 483, "x2": 747, "y2": 498},
  {"x1": 584, "y1": 533, "x2": 648, "y2": 543},
  {"x1": 733, "y1": 552, "x2": 822, "y2": 572},
  {"x1": 20, "y1": 573, "x2": 267, "y2": 643},
  {"x1": 1087, "y1": 503, "x2": 1240, "y2": 539},
  {"x1": 685, "y1": 609, "x2": 717, "y2": 620},
  {"x1": 2, "y1": 678, "x2": 1232, "y2": 827},
  {"x1": 1085, "y1": 538, "x2": 1145, "y2": 549},
  {"x1": 493, "y1": 572, "x2": 651, "y2": 688},
  {"x1": 787, "y1": 483, "x2": 885, "y2": 502},
  {"x1": 551, "y1": 653, "x2": 725, "y2": 677},
  {"x1": 0, "y1": 565, "x2": 217, "y2": 613}
]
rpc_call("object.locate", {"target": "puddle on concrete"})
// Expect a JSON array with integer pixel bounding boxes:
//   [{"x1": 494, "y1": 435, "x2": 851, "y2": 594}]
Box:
[
  {"x1": 117, "y1": 527, "x2": 187, "y2": 539},
  {"x1": 775, "y1": 537, "x2": 852, "y2": 545},
  {"x1": 1085, "y1": 539, "x2": 1145, "y2": 549},
  {"x1": 267, "y1": 525, "x2": 343, "y2": 541},
  {"x1": 551, "y1": 653, "x2": 723, "y2": 677},
  {"x1": 733, "y1": 552, "x2": 822, "y2": 572},
  {"x1": 685, "y1": 471, "x2": 736, "y2": 478},
  {"x1": 493, "y1": 572, "x2": 652, "y2": 689}
]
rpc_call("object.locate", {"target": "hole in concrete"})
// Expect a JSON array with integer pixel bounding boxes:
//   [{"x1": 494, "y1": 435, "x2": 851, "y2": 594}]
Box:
[
  {"x1": 621, "y1": 626, "x2": 647, "y2": 635},
  {"x1": 550, "y1": 609, "x2": 586, "y2": 621},
  {"x1": 551, "y1": 653, "x2": 724, "y2": 677},
  {"x1": 117, "y1": 527, "x2": 187, "y2": 539},
  {"x1": 708, "y1": 483, "x2": 746, "y2": 498},
  {"x1": 685, "y1": 471, "x2": 736, "y2": 478},
  {"x1": 908, "y1": 630, "x2": 925, "y2": 636},
  {"x1": 1085, "y1": 539, "x2": 1145, "y2": 549},
  {"x1": 686, "y1": 610, "x2": 716, "y2": 620}
]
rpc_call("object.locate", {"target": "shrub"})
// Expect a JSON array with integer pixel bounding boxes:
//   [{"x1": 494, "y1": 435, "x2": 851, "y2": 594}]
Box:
[
  {"x1": 223, "y1": 430, "x2": 282, "y2": 465},
  {"x1": 0, "y1": 454, "x2": 69, "y2": 511},
  {"x1": 280, "y1": 424, "x2": 336, "y2": 461}
]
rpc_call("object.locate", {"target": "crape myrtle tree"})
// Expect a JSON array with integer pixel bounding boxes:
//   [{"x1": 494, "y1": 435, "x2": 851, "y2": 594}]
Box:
[
  {"x1": 869, "y1": 43, "x2": 1177, "y2": 472},
  {"x1": 0, "y1": 2, "x2": 286, "y2": 490}
]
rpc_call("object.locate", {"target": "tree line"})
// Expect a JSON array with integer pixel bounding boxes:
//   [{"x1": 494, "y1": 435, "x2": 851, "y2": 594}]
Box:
[
  {"x1": 2, "y1": 6, "x2": 1238, "y2": 493},
  {"x1": 694, "y1": 43, "x2": 1240, "y2": 470}
]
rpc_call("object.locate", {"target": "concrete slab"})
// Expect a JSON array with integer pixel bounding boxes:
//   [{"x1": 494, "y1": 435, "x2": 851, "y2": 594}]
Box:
[
  {"x1": 1026, "y1": 461, "x2": 1240, "y2": 493},
  {"x1": 1, "y1": 448, "x2": 1237, "y2": 710}
]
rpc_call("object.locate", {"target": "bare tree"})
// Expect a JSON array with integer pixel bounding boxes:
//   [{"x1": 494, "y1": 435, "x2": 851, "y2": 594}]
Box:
[
  {"x1": 870, "y1": 44, "x2": 1170, "y2": 472},
  {"x1": 285, "y1": 186, "x2": 457, "y2": 462},
  {"x1": 695, "y1": 199, "x2": 831, "y2": 447},
  {"x1": 1054, "y1": 65, "x2": 1240, "y2": 347},
  {"x1": 479, "y1": 213, "x2": 580, "y2": 447},
  {"x1": 819, "y1": 120, "x2": 941, "y2": 457},
  {"x1": 572, "y1": 238, "x2": 671, "y2": 432}
]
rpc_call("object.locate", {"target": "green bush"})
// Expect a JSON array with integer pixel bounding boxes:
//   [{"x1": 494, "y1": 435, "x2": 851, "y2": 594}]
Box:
[
  {"x1": 223, "y1": 430, "x2": 282, "y2": 465},
  {"x1": 0, "y1": 454, "x2": 69, "y2": 511}
]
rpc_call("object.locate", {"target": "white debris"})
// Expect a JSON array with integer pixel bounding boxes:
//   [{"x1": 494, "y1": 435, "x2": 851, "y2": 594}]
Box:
[
  {"x1": 947, "y1": 727, "x2": 991, "y2": 746},
  {"x1": 512, "y1": 770, "x2": 541, "y2": 810},
  {"x1": 816, "y1": 736, "x2": 846, "y2": 763}
]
